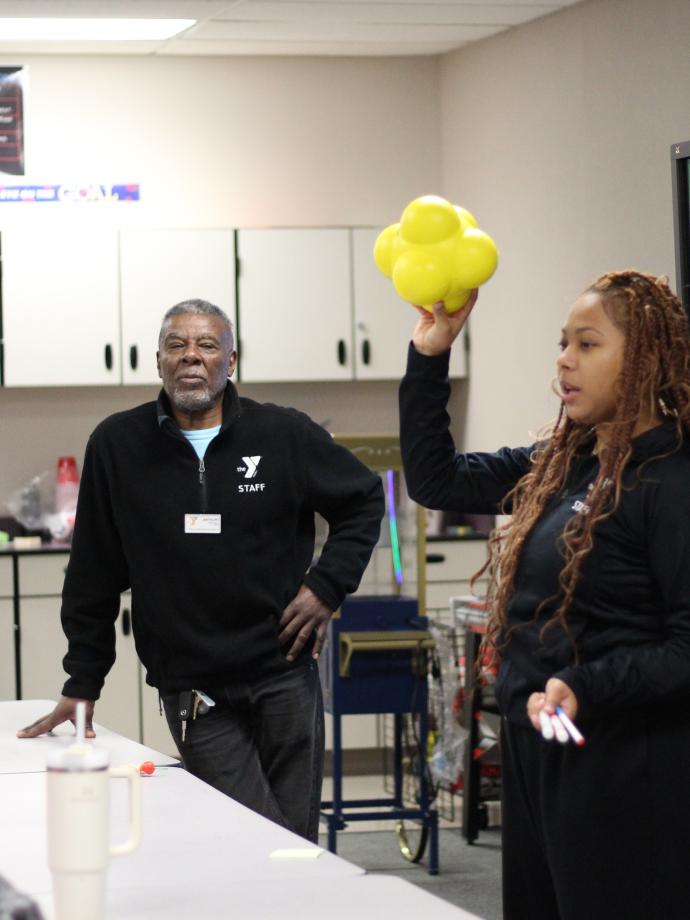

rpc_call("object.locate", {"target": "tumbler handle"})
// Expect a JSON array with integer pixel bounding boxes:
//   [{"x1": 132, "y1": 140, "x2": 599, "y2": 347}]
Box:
[{"x1": 109, "y1": 765, "x2": 142, "y2": 856}]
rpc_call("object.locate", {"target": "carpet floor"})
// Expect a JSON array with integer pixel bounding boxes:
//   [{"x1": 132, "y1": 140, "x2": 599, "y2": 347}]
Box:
[{"x1": 317, "y1": 827, "x2": 502, "y2": 920}]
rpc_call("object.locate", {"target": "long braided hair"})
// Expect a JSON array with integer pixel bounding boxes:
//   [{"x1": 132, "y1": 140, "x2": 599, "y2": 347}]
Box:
[{"x1": 481, "y1": 269, "x2": 690, "y2": 656}]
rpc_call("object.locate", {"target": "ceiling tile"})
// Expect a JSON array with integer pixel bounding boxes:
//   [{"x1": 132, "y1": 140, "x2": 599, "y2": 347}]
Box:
[{"x1": 0, "y1": 0, "x2": 583, "y2": 56}]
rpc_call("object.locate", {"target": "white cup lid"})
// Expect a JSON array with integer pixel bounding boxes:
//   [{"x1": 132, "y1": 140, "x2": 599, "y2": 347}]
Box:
[{"x1": 47, "y1": 741, "x2": 109, "y2": 771}]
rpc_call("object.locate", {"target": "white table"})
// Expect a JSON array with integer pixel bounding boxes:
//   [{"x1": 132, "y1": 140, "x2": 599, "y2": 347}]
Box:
[
  {"x1": 0, "y1": 700, "x2": 178, "y2": 773},
  {"x1": 70, "y1": 876, "x2": 483, "y2": 919},
  {"x1": 0, "y1": 767, "x2": 363, "y2": 884},
  {"x1": 0, "y1": 702, "x2": 484, "y2": 919}
]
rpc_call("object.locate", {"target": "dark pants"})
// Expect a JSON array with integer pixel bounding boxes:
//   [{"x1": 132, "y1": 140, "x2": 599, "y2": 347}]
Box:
[
  {"x1": 501, "y1": 711, "x2": 690, "y2": 920},
  {"x1": 162, "y1": 661, "x2": 324, "y2": 842}
]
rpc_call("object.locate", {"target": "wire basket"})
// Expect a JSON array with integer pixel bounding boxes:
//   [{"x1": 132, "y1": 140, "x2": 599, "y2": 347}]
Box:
[{"x1": 382, "y1": 595, "x2": 501, "y2": 824}]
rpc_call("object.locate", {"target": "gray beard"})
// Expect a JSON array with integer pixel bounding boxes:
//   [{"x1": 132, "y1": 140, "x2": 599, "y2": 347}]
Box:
[{"x1": 170, "y1": 385, "x2": 218, "y2": 415}]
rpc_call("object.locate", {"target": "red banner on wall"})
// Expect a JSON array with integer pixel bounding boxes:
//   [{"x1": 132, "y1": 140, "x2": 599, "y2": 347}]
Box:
[{"x1": 0, "y1": 67, "x2": 25, "y2": 176}]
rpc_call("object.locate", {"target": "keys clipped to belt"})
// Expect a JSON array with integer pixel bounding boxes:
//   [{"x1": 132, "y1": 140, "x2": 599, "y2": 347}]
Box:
[{"x1": 178, "y1": 689, "x2": 215, "y2": 742}]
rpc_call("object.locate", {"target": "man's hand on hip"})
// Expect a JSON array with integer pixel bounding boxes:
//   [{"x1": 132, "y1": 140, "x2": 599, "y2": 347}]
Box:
[
  {"x1": 279, "y1": 585, "x2": 333, "y2": 662},
  {"x1": 16, "y1": 695, "x2": 96, "y2": 739}
]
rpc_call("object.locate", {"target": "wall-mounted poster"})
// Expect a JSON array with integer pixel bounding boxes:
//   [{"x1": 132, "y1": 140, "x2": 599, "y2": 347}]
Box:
[{"x1": 0, "y1": 67, "x2": 25, "y2": 176}]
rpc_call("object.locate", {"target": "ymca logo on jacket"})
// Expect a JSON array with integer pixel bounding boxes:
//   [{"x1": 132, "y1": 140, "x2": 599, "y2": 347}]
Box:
[{"x1": 237, "y1": 455, "x2": 265, "y2": 492}]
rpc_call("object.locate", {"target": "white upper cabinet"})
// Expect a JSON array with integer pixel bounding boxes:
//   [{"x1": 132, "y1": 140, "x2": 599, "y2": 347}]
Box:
[
  {"x1": 119, "y1": 229, "x2": 237, "y2": 385},
  {"x1": 1, "y1": 226, "x2": 466, "y2": 387},
  {"x1": 237, "y1": 228, "x2": 467, "y2": 384},
  {"x1": 237, "y1": 228, "x2": 353, "y2": 383},
  {"x1": 2, "y1": 228, "x2": 121, "y2": 386},
  {"x1": 352, "y1": 228, "x2": 413, "y2": 381}
]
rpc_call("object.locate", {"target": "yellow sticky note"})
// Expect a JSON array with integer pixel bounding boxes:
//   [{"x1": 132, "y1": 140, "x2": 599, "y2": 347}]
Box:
[{"x1": 269, "y1": 848, "x2": 324, "y2": 860}]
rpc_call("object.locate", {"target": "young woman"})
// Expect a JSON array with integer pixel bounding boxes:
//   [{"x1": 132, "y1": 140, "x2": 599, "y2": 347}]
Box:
[{"x1": 399, "y1": 270, "x2": 690, "y2": 920}]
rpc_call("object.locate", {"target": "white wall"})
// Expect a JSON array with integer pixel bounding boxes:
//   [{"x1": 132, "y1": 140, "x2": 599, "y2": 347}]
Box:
[
  {"x1": 440, "y1": 0, "x2": 690, "y2": 451},
  {"x1": 0, "y1": 54, "x2": 444, "y2": 507}
]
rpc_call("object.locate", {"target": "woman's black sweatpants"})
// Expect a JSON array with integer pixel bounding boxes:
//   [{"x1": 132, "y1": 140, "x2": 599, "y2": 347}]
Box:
[{"x1": 500, "y1": 708, "x2": 690, "y2": 920}]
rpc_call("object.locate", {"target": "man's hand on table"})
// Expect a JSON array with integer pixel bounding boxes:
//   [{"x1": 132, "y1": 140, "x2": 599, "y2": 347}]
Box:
[{"x1": 16, "y1": 695, "x2": 96, "y2": 739}]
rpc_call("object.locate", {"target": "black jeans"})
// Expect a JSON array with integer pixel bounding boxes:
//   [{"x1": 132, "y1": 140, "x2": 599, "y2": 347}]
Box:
[{"x1": 162, "y1": 661, "x2": 324, "y2": 842}]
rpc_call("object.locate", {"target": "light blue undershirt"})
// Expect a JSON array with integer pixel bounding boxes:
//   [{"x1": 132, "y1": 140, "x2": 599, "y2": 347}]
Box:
[{"x1": 180, "y1": 424, "x2": 221, "y2": 460}]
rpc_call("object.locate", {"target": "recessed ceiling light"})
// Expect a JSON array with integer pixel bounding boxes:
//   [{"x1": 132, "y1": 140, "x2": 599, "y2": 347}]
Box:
[{"x1": 0, "y1": 18, "x2": 196, "y2": 41}]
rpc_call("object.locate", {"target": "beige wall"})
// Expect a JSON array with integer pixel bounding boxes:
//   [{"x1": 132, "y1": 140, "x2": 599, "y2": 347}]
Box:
[
  {"x1": 2, "y1": 0, "x2": 689, "y2": 508},
  {"x1": 0, "y1": 54, "x2": 443, "y2": 506},
  {"x1": 1, "y1": 54, "x2": 441, "y2": 228},
  {"x1": 440, "y1": 0, "x2": 690, "y2": 451}
]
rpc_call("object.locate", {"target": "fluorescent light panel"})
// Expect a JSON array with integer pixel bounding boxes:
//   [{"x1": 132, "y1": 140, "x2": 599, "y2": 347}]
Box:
[{"x1": 0, "y1": 18, "x2": 196, "y2": 41}]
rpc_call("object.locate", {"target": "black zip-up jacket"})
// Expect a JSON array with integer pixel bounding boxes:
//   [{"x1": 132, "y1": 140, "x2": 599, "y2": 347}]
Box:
[
  {"x1": 61, "y1": 383, "x2": 384, "y2": 699},
  {"x1": 400, "y1": 344, "x2": 690, "y2": 726}
]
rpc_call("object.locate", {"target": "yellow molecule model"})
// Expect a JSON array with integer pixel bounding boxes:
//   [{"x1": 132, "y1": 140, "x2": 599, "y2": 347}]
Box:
[{"x1": 373, "y1": 195, "x2": 498, "y2": 313}]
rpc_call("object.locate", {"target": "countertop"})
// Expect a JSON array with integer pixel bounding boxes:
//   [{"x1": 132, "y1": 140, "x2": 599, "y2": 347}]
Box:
[{"x1": 0, "y1": 541, "x2": 71, "y2": 556}]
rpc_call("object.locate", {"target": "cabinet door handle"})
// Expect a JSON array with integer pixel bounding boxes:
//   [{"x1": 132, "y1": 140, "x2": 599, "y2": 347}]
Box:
[
  {"x1": 426, "y1": 553, "x2": 446, "y2": 564},
  {"x1": 129, "y1": 345, "x2": 138, "y2": 370},
  {"x1": 361, "y1": 339, "x2": 371, "y2": 365},
  {"x1": 104, "y1": 344, "x2": 113, "y2": 370},
  {"x1": 121, "y1": 608, "x2": 131, "y2": 636},
  {"x1": 337, "y1": 339, "x2": 347, "y2": 365}
]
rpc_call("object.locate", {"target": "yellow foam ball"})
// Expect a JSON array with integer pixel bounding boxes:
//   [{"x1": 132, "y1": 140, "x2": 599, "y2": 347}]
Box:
[
  {"x1": 373, "y1": 223, "x2": 398, "y2": 279},
  {"x1": 441, "y1": 289, "x2": 473, "y2": 314},
  {"x1": 391, "y1": 228, "x2": 409, "y2": 264},
  {"x1": 452, "y1": 229, "x2": 498, "y2": 290},
  {"x1": 373, "y1": 194, "x2": 498, "y2": 312},
  {"x1": 392, "y1": 248, "x2": 449, "y2": 305},
  {"x1": 400, "y1": 195, "x2": 460, "y2": 245}
]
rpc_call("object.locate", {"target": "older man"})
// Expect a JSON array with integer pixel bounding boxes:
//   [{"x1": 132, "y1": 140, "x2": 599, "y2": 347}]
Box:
[{"x1": 18, "y1": 298, "x2": 384, "y2": 842}]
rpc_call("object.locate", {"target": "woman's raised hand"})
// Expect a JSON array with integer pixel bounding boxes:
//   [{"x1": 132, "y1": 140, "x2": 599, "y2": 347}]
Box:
[{"x1": 411, "y1": 290, "x2": 479, "y2": 357}]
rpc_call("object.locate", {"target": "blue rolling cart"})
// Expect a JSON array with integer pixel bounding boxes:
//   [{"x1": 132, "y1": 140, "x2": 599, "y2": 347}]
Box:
[{"x1": 319, "y1": 594, "x2": 439, "y2": 874}]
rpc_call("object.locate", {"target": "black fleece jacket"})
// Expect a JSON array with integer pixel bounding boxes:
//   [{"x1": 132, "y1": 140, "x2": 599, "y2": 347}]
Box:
[
  {"x1": 400, "y1": 344, "x2": 690, "y2": 726},
  {"x1": 61, "y1": 383, "x2": 384, "y2": 699}
]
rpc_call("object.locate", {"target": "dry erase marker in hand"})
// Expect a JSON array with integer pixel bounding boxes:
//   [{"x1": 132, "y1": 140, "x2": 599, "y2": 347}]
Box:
[
  {"x1": 550, "y1": 713, "x2": 569, "y2": 744},
  {"x1": 539, "y1": 709, "x2": 555, "y2": 740},
  {"x1": 555, "y1": 706, "x2": 586, "y2": 746}
]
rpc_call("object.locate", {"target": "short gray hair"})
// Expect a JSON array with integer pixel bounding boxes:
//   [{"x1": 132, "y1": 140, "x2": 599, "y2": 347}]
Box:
[{"x1": 158, "y1": 299, "x2": 234, "y2": 351}]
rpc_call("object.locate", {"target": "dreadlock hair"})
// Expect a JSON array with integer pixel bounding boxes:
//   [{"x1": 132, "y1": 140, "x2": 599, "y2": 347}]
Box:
[{"x1": 480, "y1": 269, "x2": 690, "y2": 660}]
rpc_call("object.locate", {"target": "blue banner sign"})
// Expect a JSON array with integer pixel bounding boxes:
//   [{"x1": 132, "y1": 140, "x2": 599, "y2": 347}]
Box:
[{"x1": 0, "y1": 183, "x2": 140, "y2": 203}]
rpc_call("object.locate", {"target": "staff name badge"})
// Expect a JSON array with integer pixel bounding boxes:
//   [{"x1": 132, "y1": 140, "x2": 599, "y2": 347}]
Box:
[{"x1": 185, "y1": 514, "x2": 221, "y2": 534}]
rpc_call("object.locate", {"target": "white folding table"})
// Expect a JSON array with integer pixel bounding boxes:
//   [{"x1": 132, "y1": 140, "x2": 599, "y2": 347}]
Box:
[
  {"x1": 0, "y1": 699, "x2": 365, "y2": 916},
  {"x1": 0, "y1": 701, "x2": 484, "y2": 919},
  {"x1": 0, "y1": 767, "x2": 364, "y2": 890},
  {"x1": 75, "y1": 875, "x2": 484, "y2": 919}
]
